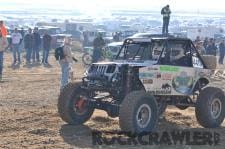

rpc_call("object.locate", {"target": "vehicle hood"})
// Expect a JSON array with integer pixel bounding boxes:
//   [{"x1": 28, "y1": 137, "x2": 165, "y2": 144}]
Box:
[{"x1": 92, "y1": 60, "x2": 157, "y2": 67}]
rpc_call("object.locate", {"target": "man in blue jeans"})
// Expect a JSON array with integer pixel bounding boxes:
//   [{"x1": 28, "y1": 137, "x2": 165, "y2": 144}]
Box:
[
  {"x1": 59, "y1": 37, "x2": 74, "y2": 89},
  {"x1": 42, "y1": 32, "x2": 52, "y2": 64},
  {"x1": 219, "y1": 40, "x2": 225, "y2": 64},
  {"x1": 32, "y1": 27, "x2": 41, "y2": 63},
  {"x1": 24, "y1": 28, "x2": 33, "y2": 64},
  {"x1": 0, "y1": 30, "x2": 8, "y2": 80},
  {"x1": 58, "y1": 37, "x2": 78, "y2": 89},
  {"x1": 11, "y1": 28, "x2": 22, "y2": 64},
  {"x1": 161, "y1": 5, "x2": 171, "y2": 35}
]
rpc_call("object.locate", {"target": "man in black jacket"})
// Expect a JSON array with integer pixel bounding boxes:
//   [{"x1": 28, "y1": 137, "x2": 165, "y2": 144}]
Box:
[
  {"x1": 42, "y1": 32, "x2": 52, "y2": 64},
  {"x1": 24, "y1": 28, "x2": 33, "y2": 64},
  {"x1": 219, "y1": 40, "x2": 225, "y2": 64},
  {"x1": 161, "y1": 5, "x2": 171, "y2": 34},
  {"x1": 92, "y1": 33, "x2": 105, "y2": 63},
  {"x1": 32, "y1": 27, "x2": 41, "y2": 63},
  {"x1": 206, "y1": 38, "x2": 217, "y2": 56}
]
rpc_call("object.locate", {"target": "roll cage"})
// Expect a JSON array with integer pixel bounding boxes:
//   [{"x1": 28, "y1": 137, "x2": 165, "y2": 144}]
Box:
[{"x1": 116, "y1": 37, "x2": 207, "y2": 68}]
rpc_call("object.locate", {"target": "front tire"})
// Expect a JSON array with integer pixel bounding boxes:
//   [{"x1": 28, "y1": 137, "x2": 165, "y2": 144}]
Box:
[
  {"x1": 195, "y1": 87, "x2": 225, "y2": 128},
  {"x1": 119, "y1": 91, "x2": 158, "y2": 134},
  {"x1": 58, "y1": 82, "x2": 94, "y2": 125}
]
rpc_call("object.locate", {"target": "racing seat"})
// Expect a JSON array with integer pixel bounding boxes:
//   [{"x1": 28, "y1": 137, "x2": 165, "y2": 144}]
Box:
[{"x1": 201, "y1": 55, "x2": 217, "y2": 70}]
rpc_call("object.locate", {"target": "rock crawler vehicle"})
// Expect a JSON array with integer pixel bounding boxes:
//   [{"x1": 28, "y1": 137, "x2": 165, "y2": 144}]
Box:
[{"x1": 58, "y1": 35, "x2": 225, "y2": 134}]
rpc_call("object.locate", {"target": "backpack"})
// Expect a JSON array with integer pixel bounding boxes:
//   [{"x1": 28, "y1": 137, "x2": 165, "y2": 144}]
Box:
[{"x1": 55, "y1": 46, "x2": 65, "y2": 60}]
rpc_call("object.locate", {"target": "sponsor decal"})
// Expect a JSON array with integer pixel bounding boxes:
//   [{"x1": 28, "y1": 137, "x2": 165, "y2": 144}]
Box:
[
  {"x1": 172, "y1": 71, "x2": 194, "y2": 94},
  {"x1": 147, "y1": 67, "x2": 158, "y2": 71},
  {"x1": 161, "y1": 83, "x2": 171, "y2": 90},
  {"x1": 139, "y1": 72, "x2": 154, "y2": 78},
  {"x1": 143, "y1": 79, "x2": 153, "y2": 84},
  {"x1": 192, "y1": 56, "x2": 203, "y2": 68},
  {"x1": 162, "y1": 73, "x2": 173, "y2": 80},
  {"x1": 148, "y1": 83, "x2": 172, "y2": 95},
  {"x1": 156, "y1": 73, "x2": 161, "y2": 78},
  {"x1": 149, "y1": 90, "x2": 171, "y2": 95},
  {"x1": 139, "y1": 72, "x2": 161, "y2": 78},
  {"x1": 160, "y1": 66, "x2": 179, "y2": 72}
]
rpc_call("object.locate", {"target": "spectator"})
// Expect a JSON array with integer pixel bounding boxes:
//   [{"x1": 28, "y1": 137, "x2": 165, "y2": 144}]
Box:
[
  {"x1": 59, "y1": 37, "x2": 75, "y2": 89},
  {"x1": 11, "y1": 28, "x2": 22, "y2": 64},
  {"x1": 206, "y1": 38, "x2": 217, "y2": 56},
  {"x1": 32, "y1": 27, "x2": 41, "y2": 63},
  {"x1": 113, "y1": 32, "x2": 121, "y2": 42},
  {"x1": 194, "y1": 36, "x2": 201, "y2": 43},
  {"x1": 20, "y1": 27, "x2": 25, "y2": 38},
  {"x1": 19, "y1": 27, "x2": 25, "y2": 50},
  {"x1": 0, "y1": 20, "x2": 8, "y2": 37},
  {"x1": 195, "y1": 41, "x2": 205, "y2": 55},
  {"x1": 0, "y1": 30, "x2": 8, "y2": 80},
  {"x1": 24, "y1": 28, "x2": 33, "y2": 64},
  {"x1": 219, "y1": 40, "x2": 225, "y2": 64},
  {"x1": 92, "y1": 33, "x2": 105, "y2": 63},
  {"x1": 42, "y1": 31, "x2": 52, "y2": 65},
  {"x1": 203, "y1": 37, "x2": 209, "y2": 51},
  {"x1": 83, "y1": 30, "x2": 89, "y2": 47},
  {"x1": 161, "y1": 5, "x2": 171, "y2": 34}
]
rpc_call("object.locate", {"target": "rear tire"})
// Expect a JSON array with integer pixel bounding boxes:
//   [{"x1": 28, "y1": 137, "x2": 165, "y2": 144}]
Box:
[
  {"x1": 58, "y1": 82, "x2": 94, "y2": 125},
  {"x1": 195, "y1": 87, "x2": 225, "y2": 128},
  {"x1": 119, "y1": 91, "x2": 158, "y2": 134}
]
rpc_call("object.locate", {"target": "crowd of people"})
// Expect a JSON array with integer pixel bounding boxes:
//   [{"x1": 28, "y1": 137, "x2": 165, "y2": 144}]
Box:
[
  {"x1": 194, "y1": 36, "x2": 225, "y2": 64},
  {"x1": 0, "y1": 21, "x2": 53, "y2": 80},
  {"x1": 10, "y1": 27, "x2": 52, "y2": 65}
]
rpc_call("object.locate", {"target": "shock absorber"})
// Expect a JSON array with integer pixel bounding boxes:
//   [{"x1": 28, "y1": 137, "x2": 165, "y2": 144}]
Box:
[{"x1": 125, "y1": 66, "x2": 132, "y2": 95}]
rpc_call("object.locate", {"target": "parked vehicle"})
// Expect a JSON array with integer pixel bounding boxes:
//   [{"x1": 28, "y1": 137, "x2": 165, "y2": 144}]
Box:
[
  {"x1": 51, "y1": 34, "x2": 72, "y2": 49},
  {"x1": 82, "y1": 42, "x2": 122, "y2": 66},
  {"x1": 105, "y1": 41, "x2": 123, "y2": 59}
]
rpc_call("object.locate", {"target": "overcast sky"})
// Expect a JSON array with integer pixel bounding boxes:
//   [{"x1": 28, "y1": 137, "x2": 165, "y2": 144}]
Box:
[{"x1": 0, "y1": 0, "x2": 225, "y2": 12}]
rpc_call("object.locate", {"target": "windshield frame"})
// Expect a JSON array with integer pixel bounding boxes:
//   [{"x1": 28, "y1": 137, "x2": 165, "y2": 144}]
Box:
[{"x1": 116, "y1": 38, "x2": 155, "y2": 61}]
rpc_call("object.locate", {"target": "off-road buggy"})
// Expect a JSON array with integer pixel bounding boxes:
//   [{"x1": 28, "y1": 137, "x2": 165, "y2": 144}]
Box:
[{"x1": 58, "y1": 35, "x2": 225, "y2": 134}]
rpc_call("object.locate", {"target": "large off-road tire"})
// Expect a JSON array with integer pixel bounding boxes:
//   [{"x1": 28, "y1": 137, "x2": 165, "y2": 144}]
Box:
[
  {"x1": 195, "y1": 87, "x2": 225, "y2": 128},
  {"x1": 119, "y1": 91, "x2": 158, "y2": 134},
  {"x1": 58, "y1": 82, "x2": 94, "y2": 125},
  {"x1": 82, "y1": 53, "x2": 92, "y2": 66}
]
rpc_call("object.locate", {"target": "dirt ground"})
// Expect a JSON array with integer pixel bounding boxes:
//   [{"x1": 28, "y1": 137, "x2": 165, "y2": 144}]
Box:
[{"x1": 0, "y1": 52, "x2": 225, "y2": 149}]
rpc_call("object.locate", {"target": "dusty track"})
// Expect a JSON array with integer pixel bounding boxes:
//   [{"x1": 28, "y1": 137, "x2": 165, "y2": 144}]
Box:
[{"x1": 0, "y1": 52, "x2": 225, "y2": 149}]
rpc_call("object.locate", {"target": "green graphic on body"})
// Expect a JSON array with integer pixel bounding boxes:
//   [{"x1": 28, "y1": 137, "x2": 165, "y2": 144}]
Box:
[{"x1": 160, "y1": 66, "x2": 179, "y2": 72}]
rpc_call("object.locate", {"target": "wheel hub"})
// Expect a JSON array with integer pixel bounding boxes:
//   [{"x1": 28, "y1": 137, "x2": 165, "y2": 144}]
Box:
[
  {"x1": 211, "y1": 98, "x2": 222, "y2": 119},
  {"x1": 136, "y1": 104, "x2": 151, "y2": 128},
  {"x1": 74, "y1": 97, "x2": 87, "y2": 114}
]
